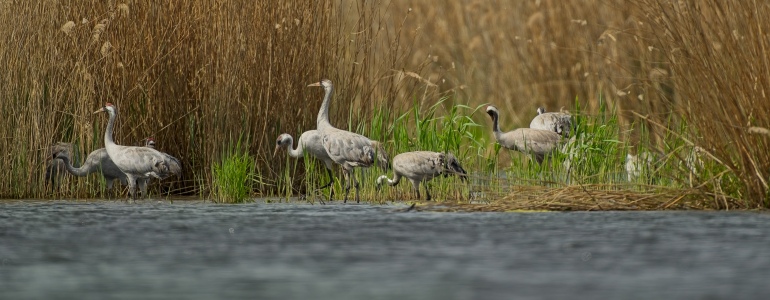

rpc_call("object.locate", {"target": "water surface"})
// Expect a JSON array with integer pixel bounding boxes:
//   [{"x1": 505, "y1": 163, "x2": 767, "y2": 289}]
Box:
[{"x1": 1, "y1": 200, "x2": 769, "y2": 299}]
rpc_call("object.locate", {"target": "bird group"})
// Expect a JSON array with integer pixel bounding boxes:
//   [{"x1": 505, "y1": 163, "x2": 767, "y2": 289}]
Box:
[
  {"x1": 275, "y1": 79, "x2": 473, "y2": 203},
  {"x1": 48, "y1": 105, "x2": 182, "y2": 200},
  {"x1": 276, "y1": 80, "x2": 576, "y2": 203},
  {"x1": 50, "y1": 79, "x2": 575, "y2": 203},
  {"x1": 485, "y1": 105, "x2": 572, "y2": 164}
]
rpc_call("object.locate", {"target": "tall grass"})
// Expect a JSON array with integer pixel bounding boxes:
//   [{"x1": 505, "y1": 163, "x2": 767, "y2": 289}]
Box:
[
  {"x1": 2, "y1": 0, "x2": 769, "y2": 208},
  {"x1": 0, "y1": 0, "x2": 415, "y2": 199},
  {"x1": 632, "y1": 0, "x2": 770, "y2": 207}
]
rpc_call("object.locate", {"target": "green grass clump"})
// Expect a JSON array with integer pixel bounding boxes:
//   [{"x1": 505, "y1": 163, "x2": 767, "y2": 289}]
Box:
[{"x1": 212, "y1": 145, "x2": 255, "y2": 204}]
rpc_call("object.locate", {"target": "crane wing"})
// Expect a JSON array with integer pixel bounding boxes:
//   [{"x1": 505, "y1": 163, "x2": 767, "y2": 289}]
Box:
[
  {"x1": 322, "y1": 130, "x2": 374, "y2": 168},
  {"x1": 393, "y1": 151, "x2": 444, "y2": 178},
  {"x1": 110, "y1": 146, "x2": 181, "y2": 179}
]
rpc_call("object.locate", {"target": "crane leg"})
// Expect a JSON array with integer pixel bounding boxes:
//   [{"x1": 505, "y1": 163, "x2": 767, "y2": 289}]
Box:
[
  {"x1": 138, "y1": 178, "x2": 148, "y2": 199},
  {"x1": 319, "y1": 168, "x2": 335, "y2": 202},
  {"x1": 353, "y1": 170, "x2": 360, "y2": 203},
  {"x1": 342, "y1": 169, "x2": 351, "y2": 203},
  {"x1": 126, "y1": 174, "x2": 138, "y2": 201},
  {"x1": 104, "y1": 178, "x2": 115, "y2": 200},
  {"x1": 410, "y1": 180, "x2": 421, "y2": 200}
]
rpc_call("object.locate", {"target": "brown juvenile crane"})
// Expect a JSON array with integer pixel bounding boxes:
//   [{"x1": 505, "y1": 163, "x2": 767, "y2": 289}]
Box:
[
  {"x1": 376, "y1": 151, "x2": 467, "y2": 201},
  {"x1": 486, "y1": 105, "x2": 562, "y2": 164}
]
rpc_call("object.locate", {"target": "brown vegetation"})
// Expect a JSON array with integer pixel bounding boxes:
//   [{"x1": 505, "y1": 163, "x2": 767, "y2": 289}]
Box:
[
  {"x1": 1, "y1": 0, "x2": 769, "y2": 208},
  {"x1": 419, "y1": 185, "x2": 740, "y2": 212}
]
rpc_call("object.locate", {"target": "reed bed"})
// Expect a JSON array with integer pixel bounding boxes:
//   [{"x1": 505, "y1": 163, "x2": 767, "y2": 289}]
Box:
[
  {"x1": 418, "y1": 184, "x2": 737, "y2": 212},
  {"x1": 1, "y1": 0, "x2": 768, "y2": 210}
]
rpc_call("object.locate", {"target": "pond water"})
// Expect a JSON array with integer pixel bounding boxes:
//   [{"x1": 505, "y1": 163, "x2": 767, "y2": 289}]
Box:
[{"x1": 1, "y1": 200, "x2": 769, "y2": 299}]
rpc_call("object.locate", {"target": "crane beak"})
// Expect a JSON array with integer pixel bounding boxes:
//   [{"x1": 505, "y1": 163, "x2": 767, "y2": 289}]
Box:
[
  {"x1": 273, "y1": 146, "x2": 280, "y2": 157},
  {"x1": 93, "y1": 107, "x2": 105, "y2": 114},
  {"x1": 307, "y1": 82, "x2": 321, "y2": 87}
]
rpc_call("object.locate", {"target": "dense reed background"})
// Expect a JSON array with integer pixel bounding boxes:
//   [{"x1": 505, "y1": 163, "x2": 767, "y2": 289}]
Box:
[{"x1": 2, "y1": 0, "x2": 768, "y2": 208}]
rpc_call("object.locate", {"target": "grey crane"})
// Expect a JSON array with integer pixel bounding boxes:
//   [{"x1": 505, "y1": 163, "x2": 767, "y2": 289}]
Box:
[
  {"x1": 486, "y1": 105, "x2": 562, "y2": 164},
  {"x1": 45, "y1": 142, "x2": 73, "y2": 191},
  {"x1": 530, "y1": 106, "x2": 572, "y2": 138},
  {"x1": 376, "y1": 151, "x2": 467, "y2": 201},
  {"x1": 94, "y1": 103, "x2": 182, "y2": 199},
  {"x1": 274, "y1": 130, "x2": 336, "y2": 197},
  {"x1": 309, "y1": 79, "x2": 375, "y2": 203},
  {"x1": 274, "y1": 131, "x2": 390, "y2": 196},
  {"x1": 52, "y1": 139, "x2": 158, "y2": 196}
]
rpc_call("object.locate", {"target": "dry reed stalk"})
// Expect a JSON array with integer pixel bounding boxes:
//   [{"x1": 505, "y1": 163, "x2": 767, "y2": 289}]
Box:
[
  {"x1": 419, "y1": 184, "x2": 739, "y2": 212},
  {"x1": 1, "y1": 0, "x2": 768, "y2": 207},
  {"x1": 0, "y1": 0, "x2": 416, "y2": 198},
  {"x1": 635, "y1": 0, "x2": 770, "y2": 206}
]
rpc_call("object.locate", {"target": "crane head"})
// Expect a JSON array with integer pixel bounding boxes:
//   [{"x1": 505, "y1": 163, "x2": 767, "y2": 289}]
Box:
[
  {"x1": 273, "y1": 133, "x2": 292, "y2": 157},
  {"x1": 93, "y1": 102, "x2": 115, "y2": 114},
  {"x1": 145, "y1": 137, "x2": 156, "y2": 148},
  {"x1": 443, "y1": 153, "x2": 468, "y2": 182},
  {"x1": 50, "y1": 142, "x2": 72, "y2": 160},
  {"x1": 307, "y1": 79, "x2": 333, "y2": 89},
  {"x1": 485, "y1": 105, "x2": 498, "y2": 117},
  {"x1": 536, "y1": 106, "x2": 546, "y2": 115}
]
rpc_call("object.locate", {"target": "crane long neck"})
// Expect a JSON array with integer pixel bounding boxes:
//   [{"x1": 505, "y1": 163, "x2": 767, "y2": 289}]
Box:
[
  {"x1": 104, "y1": 109, "x2": 116, "y2": 147},
  {"x1": 57, "y1": 154, "x2": 92, "y2": 177},
  {"x1": 490, "y1": 111, "x2": 502, "y2": 138},
  {"x1": 286, "y1": 136, "x2": 304, "y2": 158},
  {"x1": 376, "y1": 174, "x2": 401, "y2": 187},
  {"x1": 316, "y1": 85, "x2": 334, "y2": 129}
]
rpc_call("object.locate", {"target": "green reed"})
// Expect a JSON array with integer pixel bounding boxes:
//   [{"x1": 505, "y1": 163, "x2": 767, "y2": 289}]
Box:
[{"x1": 211, "y1": 139, "x2": 255, "y2": 204}]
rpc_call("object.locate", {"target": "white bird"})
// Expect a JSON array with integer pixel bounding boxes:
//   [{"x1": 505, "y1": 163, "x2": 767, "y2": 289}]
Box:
[
  {"x1": 274, "y1": 130, "x2": 336, "y2": 196},
  {"x1": 530, "y1": 106, "x2": 572, "y2": 138},
  {"x1": 486, "y1": 105, "x2": 562, "y2": 164},
  {"x1": 376, "y1": 151, "x2": 467, "y2": 200},
  {"x1": 274, "y1": 131, "x2": 390, "y2": 198},
  {"x1": 51, "y1": 138, "x2": 158, "y2": 196},
  {"x1": 53, "y1": 144, "x2": 127, "y2": 193},
  {"x1": 625, "y1": 151, "x2": 661, "y2": 182},
  {"x1": 94, "y1": 103, "x2": 182, "y2": 199},
  {"x1": 684, "y1": 146, "x2": 705, "y2": 176},
  {"x1": 309, "y1": 79, "x2": 375, "y2": 203}
]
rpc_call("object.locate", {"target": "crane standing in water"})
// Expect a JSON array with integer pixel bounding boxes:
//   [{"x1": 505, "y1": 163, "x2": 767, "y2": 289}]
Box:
[
  {"x1": 51, "y1": 138, "x2": 157, "y2": 197},
  {"x1": 309, "y1": 79, "x2": 376, "y2": 203},
  {"x1": 275, "y1": 130, "x2": 390, "y2": 201},
  {"x1": 376, "y1": 151, "x2": 467, "y2": 201},
  {"x1": 94, "y1": 103, "x2": 182, "y2": 199}
]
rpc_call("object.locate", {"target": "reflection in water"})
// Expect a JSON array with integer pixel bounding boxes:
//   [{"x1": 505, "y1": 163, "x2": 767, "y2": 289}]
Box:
[{"x1": 1, "y1": 201, "x2": 769, "y2": 299}]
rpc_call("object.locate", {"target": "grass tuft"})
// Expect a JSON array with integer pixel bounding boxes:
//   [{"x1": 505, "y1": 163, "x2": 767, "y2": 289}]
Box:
[{"x1": 212, "y1": 140, "x2": 255, "y2": 204}]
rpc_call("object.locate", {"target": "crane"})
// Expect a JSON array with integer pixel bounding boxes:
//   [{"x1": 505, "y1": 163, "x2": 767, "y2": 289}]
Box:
[
  {"x1": 376, "y1": 151, "x2": 466, "y2": 200},
  {"x1": 94, "y1": 103, "x2": 182, "y2": 199}
]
